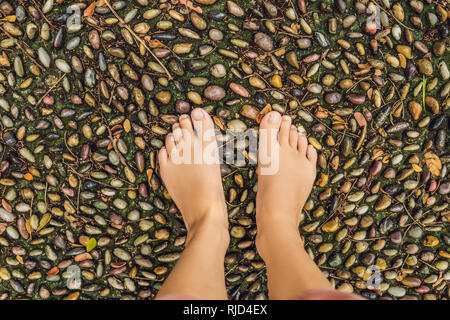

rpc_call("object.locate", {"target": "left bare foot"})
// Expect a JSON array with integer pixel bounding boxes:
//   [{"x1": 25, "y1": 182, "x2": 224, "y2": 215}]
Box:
[{"x1": 158, "y1": 108, "x2": 229, "y2": 243}]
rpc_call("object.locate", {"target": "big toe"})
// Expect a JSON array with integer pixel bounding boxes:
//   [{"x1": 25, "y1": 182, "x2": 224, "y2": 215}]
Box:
[
  {"x1": 260, "y1": 111, "x2": 282, "y2": 131},
  {"x1": 258, "y1": 111, "x2": 281, "y2": 168}
]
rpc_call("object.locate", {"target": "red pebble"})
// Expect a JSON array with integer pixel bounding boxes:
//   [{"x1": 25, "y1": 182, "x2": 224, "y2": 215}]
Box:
[{"x1": 43, "y1": 95, "x2": 54, "y2": 105}]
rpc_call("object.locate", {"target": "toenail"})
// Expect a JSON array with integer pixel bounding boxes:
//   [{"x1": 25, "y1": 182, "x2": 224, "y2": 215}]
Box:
[
  {"x1": 291, "y1": 125, "x2": 296, "y2": 129},
  {"x1": 192, "y1": 109, "x2": 204, "y2": 120},
  {"x1": 269, "y1": 112, "x2": 281, "y2": 123},
  {"x1": 282, "y1": 115, "x2": 291, "y2": 121},
  {"x1": 179, "y1": 114, "x2": 188, "y2": 119}
]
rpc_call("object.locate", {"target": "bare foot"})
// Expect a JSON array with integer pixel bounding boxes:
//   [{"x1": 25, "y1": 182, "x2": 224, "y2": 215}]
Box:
[
  {"x1": 255, "y1": 111, "x2": 317, "y2": 254},
  {"x1": 158, "y1": 108, "x2": 229, "y2": 244}
]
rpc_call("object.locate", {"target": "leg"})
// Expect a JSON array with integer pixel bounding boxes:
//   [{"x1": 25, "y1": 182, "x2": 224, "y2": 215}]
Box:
[
  {"x1": 156, "y1": 108, "x2": 229, "y2": 300},
  {"x1": 255, "y1": 111, "x2": 332, "y2": 300}
]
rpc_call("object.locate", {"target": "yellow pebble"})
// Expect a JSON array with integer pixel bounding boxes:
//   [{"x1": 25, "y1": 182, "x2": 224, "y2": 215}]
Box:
[
  {"x1": 308, "y1": 136, "x2": 322, "y2": 150},
  {"x1": 271, "y1": 74, "x2": 282, "y2": 88}
]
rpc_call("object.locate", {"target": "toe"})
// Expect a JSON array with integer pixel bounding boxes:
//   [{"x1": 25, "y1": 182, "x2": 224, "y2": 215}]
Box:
[
  {"x1": 158, "y1": 147, "x2": 168, "y2": 167},
  {"x1": 289, "y1": 125, "x2": 299, "y2": 148},
  {"x1": 179, "y1": 114, "x2": 194, "y2": 137},
  {"x1": 172, "y1": 123, "x2": 184, "y2": 145},
  {"x1": 297, "y1": 134, "x2": 308, "y2": 155},
  {"x1": 191, "y1": 108, "x2": 215, "y2": 142},
  {"x1": 165, "y1": 133, "x2": 176, "y2": 156},
  {"x1": 258, "y1": 111, "x2": 281, "y2": 168},
  {"x1": 306, "y1": 144, "x2": 318, "y2": 163},
  {"x1": 279, "y1": 115, "x2": 292, "y2": 146}
]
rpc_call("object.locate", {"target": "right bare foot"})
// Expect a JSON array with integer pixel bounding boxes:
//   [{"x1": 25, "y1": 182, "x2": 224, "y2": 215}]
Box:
[{"x1": 255, "y1": 111, "x2": 318, "y2": 255}]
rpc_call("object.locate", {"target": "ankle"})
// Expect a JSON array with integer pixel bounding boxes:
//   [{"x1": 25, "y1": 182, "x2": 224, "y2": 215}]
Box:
[
  {"x1": 255, "y1": 223, "x2": 303, "y2": 259},
  {"x1": 186, "y1": 214, "x2": 230, "y2": 249}
]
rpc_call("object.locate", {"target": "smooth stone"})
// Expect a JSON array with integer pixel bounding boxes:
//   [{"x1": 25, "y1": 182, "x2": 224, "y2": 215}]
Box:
[
  {"x1": 203, "y1": 85, "x2": 226, "y2": 101},
  {"x1": 324, "y1": 92, "x2": 342, "y2": 104},
  {"x1": 254, "y1": 32, "x2": 273, "y2": 51}
]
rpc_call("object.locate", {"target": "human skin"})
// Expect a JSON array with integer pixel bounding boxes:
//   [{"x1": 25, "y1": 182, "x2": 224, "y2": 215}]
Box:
[{"x1": 155, "y1": 109, "x2": 331, "y2": 300}]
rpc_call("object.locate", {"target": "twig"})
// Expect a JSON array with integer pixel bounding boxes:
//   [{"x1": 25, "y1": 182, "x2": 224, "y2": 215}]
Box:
[
  {"x1": 0, "y1": 25, "x2": 45, "y2": 71},
  {"x1": 31, "y1": 0, "x2": 54, "y2": 29},
  {"x1": 36, "y1": 73, "x2": 66, "y2": 106},
  {"x1": 103, "y1": 0, "x2": 173, "y2": 80}
]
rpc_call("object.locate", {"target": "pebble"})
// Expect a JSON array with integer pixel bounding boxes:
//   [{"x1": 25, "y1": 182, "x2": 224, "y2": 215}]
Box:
[{"x1": 0, "y1": 0, "x2": 446, "y2": 301}]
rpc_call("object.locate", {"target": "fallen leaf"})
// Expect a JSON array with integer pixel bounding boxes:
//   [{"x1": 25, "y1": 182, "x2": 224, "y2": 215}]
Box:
[
  {"x1": 47, "y1": 266, "x2": 59, "y2": 275},
  {"x1": 212, "y1": 116, "x2": 225, "y2": 130},
  {"x1": 84, "y1": 1, "x2": 96, "y2": 17},
  {"x1": 256, "y1": 104, "x2": 272, "y2": 124},
  {"x1": 371, "y1": 148, "x2": 384, "y2": 160},
  {"x1": 146, "y1": 169, "x2": 153, "y2": 186},
  {"x1": 148, "y1": 39, "x2": 165, "y2": 48},
  {"x1": 0, "y1": 223, "x2": 7, "y2": 235},
  {"x1": 24, "y1": 173, "x2": 33, "y2": 180},
  {"x1": 423, "y1": 151, "x2": 442, "y2": 176},
  {"x1": 3, "y1": 15, "x2": 16, "y2": 22},
  {"x1": 86, "y1": 237, "x2": 97, "y2": 252},
  {"x1": 0, "y1": 51, "x2": 10, "y2": 67},
  {"x1": 37, "y1": 213, "x2": 52, "y2": 231},
  {"x1": 179, "y1": 0, "x2": 202, "y2": 13}
]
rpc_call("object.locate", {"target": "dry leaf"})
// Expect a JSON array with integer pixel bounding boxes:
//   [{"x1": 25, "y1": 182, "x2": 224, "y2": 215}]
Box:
[
  {"x1": 3, "y1": 15, "x2": 16, "y2": 22},
  {"x1": 148, "y1": 39, "x2": 165, "y2": 48},
  {"x1": 0, "y1": 51, "x2": 10, "y2": 67},
  {"x1": 179, "y1": 0, "x2": 202, "y2": 13},
  {"x1": 256, "y1": 104, "x2": 272, "y2": 124},
  {"x1": 146, "y1": 169, "x2": 153, "y2": 185},
  {"x1": 212, "y1": 116, "x2": 225, "y2": 130},
  {"x1": 84, "y1": 1, "x2": 96, "y2": 17},
  {"x1": 423, "y1": 151, "x2": 442, "y2": 176},
  {"x1": 0, "y1": 222, "x2": 6, "y2": 235},
  {"x1": 37, "y1": 213, "x2": 51, "y2": 231},
  {"x1": 371, "y1": 148, "x2": 384, "y2": 160},
  {"x1": 47, "y1": 266, "x2": 59, "y2": 275}
]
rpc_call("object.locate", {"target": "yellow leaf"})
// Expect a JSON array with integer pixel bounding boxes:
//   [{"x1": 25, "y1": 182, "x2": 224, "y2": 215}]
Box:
[
  {"x1": 4, "y1": 15, "x2": 16, "y2": 22},
  {"x1": 16, "y1": 255, "x2": 23, "y2": 264},
  {"x1": 146, "y1": 169, "x2": 153, "y2": 186},
  {"x1": 412, "y1": 164, "x2": 422, "y2": 172},
  {"x1": 212, "y1": 116, "x2": 225, "y2": 131},
  {"x1": 256, "y1": 104, "x2": 272, "y2": 124},
  {"x1": 423, "y1": 151, "x2": 442, "y2": 176},
  {"x1": 25, "y1": 219, "x2": 32, "y2": 234},
  {"x1": 86, "y1": 237, "x2": 97, "y2": 252},
  {"x1": 37, "y1": 213, "x2": 51, "y2": 231}
]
